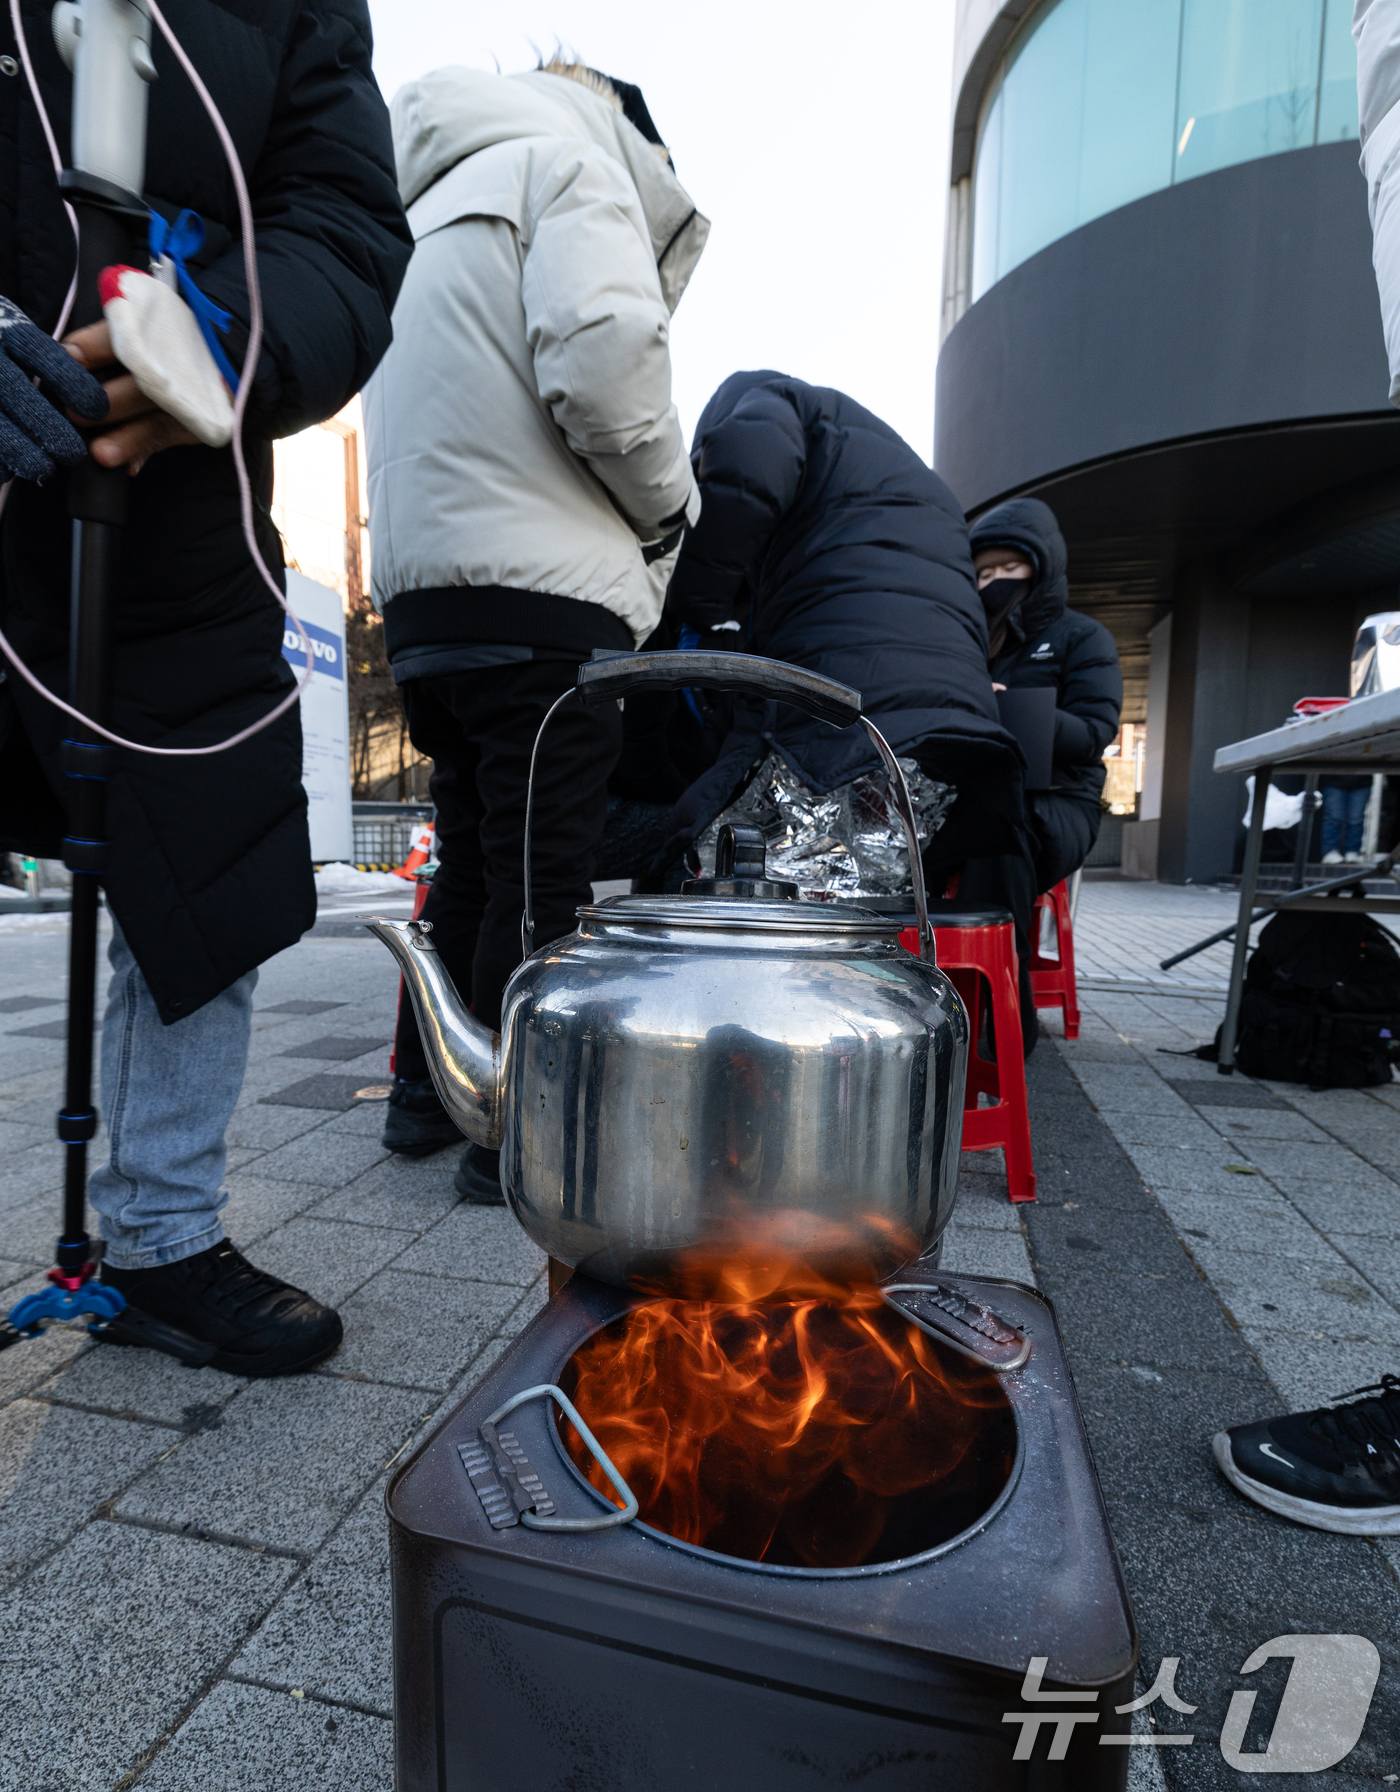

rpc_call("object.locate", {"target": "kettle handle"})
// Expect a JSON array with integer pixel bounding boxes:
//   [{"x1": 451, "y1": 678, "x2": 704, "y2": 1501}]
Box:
[
  {"x1": 519, "y1": 652, "x2": 931, "y2": 962},
  {"x1": 576, "y1": 648, "x2": 862, "y2": 729}
]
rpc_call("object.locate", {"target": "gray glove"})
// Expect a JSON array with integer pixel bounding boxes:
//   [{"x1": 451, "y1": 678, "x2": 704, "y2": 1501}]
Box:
[{"x1": 0, "y1": 297, "x2": 109, "y2": 483}]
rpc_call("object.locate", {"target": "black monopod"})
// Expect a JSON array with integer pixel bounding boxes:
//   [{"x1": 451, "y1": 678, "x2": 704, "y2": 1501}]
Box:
[{"x1": 5, "y1": 0, "x2": 156, "y2": 1339}]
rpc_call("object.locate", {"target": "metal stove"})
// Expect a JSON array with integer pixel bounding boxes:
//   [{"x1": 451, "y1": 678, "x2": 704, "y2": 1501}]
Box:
[{"x1": 388, "y1": 1266, "x2": 1137, "y2": 1790}]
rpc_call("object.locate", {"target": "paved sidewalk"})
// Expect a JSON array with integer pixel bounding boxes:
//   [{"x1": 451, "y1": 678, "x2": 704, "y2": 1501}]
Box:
[{"x1": 3, "y1": 879, "x2": 1400, "y2": 1787}]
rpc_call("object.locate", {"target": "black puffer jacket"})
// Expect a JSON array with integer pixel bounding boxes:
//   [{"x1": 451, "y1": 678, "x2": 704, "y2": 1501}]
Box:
[
  {"x1": 968, "y1": 498, "x2": 1121, "y2": 811},
  {"x1": 0, "y1": 0, "x2": 412, "y2": 1021},
  {"x1": 666, "y1": 372, "x2": 1024, "y2": 864}
]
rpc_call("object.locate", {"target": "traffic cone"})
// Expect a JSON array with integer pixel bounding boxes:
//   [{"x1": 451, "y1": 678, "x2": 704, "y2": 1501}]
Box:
[{"x1": 392, "y1": 821, "x2": 434, "y2": 880}]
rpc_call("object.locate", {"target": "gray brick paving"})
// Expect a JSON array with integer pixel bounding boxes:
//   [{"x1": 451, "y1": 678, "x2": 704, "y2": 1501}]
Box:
[{"x1": 3, "y1": 882, "x2": 1399, "y2": 1784}]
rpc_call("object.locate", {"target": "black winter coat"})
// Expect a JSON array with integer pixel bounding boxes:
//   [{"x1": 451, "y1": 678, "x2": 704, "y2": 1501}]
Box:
[
  {"x1": 666, "y1": 373, "x2": 1024, "y2": 864},
  {"x1": 0, "y1": 0, "x2": 412, "y2": 1022},
  {"x1": 969, "y1": 498, "x2": 1121, "y2": 814}
]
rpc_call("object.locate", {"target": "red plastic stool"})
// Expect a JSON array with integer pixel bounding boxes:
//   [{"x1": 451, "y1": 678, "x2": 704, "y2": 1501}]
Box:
[
  {"x1": 899, "y1": 907, "x2": 1036, "y2": 1204},
  {"x1": 1030, "y1": 879, "x2": 1080, "y2": 1041}
]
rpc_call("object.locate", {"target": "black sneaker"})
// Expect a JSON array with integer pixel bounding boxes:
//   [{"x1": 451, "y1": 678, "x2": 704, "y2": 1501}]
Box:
[
  {"x1": 454, "y1": 1144, "x2": 505, "y2": 1206},
  {"x1": 99, "y1": 1241, "x2": 343, "y2": 1378},
  {"x1": 1213, "y1": 1374, "x2": 1400, "y2": 1534},
  {"x1": 382, "y1": 1074, "x2": 462, "y2": 1157}
]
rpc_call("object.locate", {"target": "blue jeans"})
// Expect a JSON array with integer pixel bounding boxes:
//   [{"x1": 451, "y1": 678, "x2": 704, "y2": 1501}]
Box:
[
  {"x1": 89, "y1": 923, "x2": 256, "y2": 1270},
  {"x1": 1320, "y1": 784, "x2": 1369, "y2": 857}
]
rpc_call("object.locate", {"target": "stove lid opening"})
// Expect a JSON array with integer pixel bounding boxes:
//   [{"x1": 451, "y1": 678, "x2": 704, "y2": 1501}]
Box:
[{"x1": 552, "y1": 1292, "x2": 1020, "y2": 1578}]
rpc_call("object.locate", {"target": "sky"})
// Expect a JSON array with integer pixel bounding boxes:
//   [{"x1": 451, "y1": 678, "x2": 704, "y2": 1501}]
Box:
[{"x1": 366, "y1": 1, "x2": 957, "y2": 462}]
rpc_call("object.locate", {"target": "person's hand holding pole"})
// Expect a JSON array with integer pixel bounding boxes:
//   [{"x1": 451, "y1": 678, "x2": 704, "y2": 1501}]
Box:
[{"x1": 63, "y1": 321, "x2": 199, "y2": 475}]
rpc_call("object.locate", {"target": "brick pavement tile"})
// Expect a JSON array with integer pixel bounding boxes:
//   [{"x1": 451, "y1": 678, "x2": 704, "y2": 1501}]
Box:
[
  {"x1": 140, "y1": 1679, "x2": 393, "y2": 1792},
  {"x1": 37, "y1": 1341, "x2": 248, "y2": 1428},
  {"x1": 244, "y1": 1130, "x2": 389, "y2": 1188},
  {"x1": 0, "y1": 1257, "x2": 32, "y2": 1292},
  {"x1": 310, "y1": 1155, "x2": 461, "y2": 1231},
  {"x1": 1096, "y1": 1107, "x2": 1227, "y2": 1152},
  {"x1": 0, "y1": 1398, "x2": 173, "y2": 1584},
  {"x1": 1070, "y1": 1362, "x2": 1272, "y2": 1516},
  {"x1": 225, "y1": 1101, "x2": 329, "y2": 1152},
  {"x1": 0, "y1": 1285, "x2": 91, "y2": 1399},
  {"x1": 115, "y1": 1375, "x2": 424, "y2": 1553},
  {"x1": 330, "y1": 1270, "x2": 520, "y2": 1389},
  {"x1": 937, "y1": 1227, "x2": 1035, "y2": 1285},
  {"x1": 1191, "y1": 1246, "x2": 1400, "y2": 1342},
  {"x1": 1064, "y1": 1066, "x2": 1196, "y2": 1117},
  {"x1": 1278, "y1": 1177, "x2": 1400, "y2": 1242},
  {"x1": 1053, "y1": 1036, "x2": 1143, "y2": 1065},
  {"x1": 0, "y1": 1144, "x2": 64, "y2": 1214},
  {"x1": 1208, "y1": 1108, "x2": 1335, "y2": 1145},
  {"x1": 1124, "y1": 1145, "x2": 1274, "y2": 1198},
  {"x1": 276, "y1": 1035, "x2": 393, "y2": 1063},
  {"x1": 0, "y1": 1116, "x2": 52, "y2": 1154},
  {"x1": 1044, "y1": 1263, "x2": 1261, "y2": 1375},
  {"x1": 944, "y1": 1179, "x2": 1024, "y2": 1231},
  {"x1": 0, "y1": 1191, "x2": 89, "y2": 1262},
  {"x1": 252, "y1": 1217, "x2": 409, "y2": 1309},
  {"x1": 389, "y1": 1205, "x2": 547, "y2": 1288},
  {"x1": 1357, "y1": 1236, "x2": 1400, "y2": 1308},
  {"x1": 0, "y1": 1524, "x2": 295, "y2": 1792},
  {"x1": 1026, "y1": 1197, "x2": 1192, "y2": 1277},
  {"x1": 257, "y1": 999, "x2": 349, "y2": 1016},
  {"x1": 1243, "y1": 1138, "x2": 1397, "y2": 1182},
  {"x1": 1150, "y1": 1186, "x2": 1331, "y2": 1258},
  {"x1": 231, "y1": 1475, "x2": 392, "y2": 1713},
  {"x1": 1242, "y1": 1328, "x2": 1400, "y2": 1413},
  {"x1": 223, "y1": 1174, "x2": 326, "y2": 1249},
  {"x1": 496, "y1": 1276, "x2": 549, "y2": 1339},
  {"x1": 319, "y1": 1099, "x2": 394, "y2": 1138}
]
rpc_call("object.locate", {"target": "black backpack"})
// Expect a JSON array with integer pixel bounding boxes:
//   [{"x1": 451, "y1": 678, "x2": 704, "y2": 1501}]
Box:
[{"x1": 1207, "y1": 911, "x2": 1400, "y2": 1089}]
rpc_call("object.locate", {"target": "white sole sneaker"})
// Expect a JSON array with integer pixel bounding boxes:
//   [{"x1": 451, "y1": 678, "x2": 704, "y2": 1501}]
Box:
[{"x1": 1212, "y1": 1433, "x2": 1400, "y2": 1535}]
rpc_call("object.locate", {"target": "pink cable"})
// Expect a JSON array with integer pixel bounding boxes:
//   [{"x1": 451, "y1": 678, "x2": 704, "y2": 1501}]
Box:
[{"x1": 0, "y1": 0, "x2": 316, "y2": 756}]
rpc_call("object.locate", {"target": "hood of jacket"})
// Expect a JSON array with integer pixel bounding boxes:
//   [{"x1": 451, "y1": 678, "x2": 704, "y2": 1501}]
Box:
[
  {"x1": 390, "y1": 67, "x2": 708, "y2": 312},
  {"x1": 969, "y1": 497, "x2": 1069, "y2": 640}
]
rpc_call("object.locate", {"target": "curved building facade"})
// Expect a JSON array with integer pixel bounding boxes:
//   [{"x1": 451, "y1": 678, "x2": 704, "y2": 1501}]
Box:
[{"x1": 936, "y1": 0, "x2": 1400, "y2": 882}]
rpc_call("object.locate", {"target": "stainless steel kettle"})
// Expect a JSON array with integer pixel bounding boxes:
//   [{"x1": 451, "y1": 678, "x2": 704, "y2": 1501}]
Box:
[{"x1": 365, "y1": 650, "x2": 969, "y2": 1291}]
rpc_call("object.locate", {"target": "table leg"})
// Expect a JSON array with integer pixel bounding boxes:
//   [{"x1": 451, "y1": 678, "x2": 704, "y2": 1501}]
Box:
[{"x1": 1219, "y1": 764, "x2": 1271, "y2": 1075}]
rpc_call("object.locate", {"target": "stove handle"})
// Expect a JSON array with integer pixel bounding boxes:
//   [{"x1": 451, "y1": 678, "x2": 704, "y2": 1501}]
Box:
[{"x1": 486, "y1": 1383, "x2": 639, "y2": 1531}]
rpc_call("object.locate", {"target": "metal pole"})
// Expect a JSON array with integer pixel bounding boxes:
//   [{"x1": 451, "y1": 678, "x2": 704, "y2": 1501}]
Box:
[
  {"x1": 49, "y1": 0, "x2": 153, "y2": 1284},
  {"x1": 1218, "y1": 766, "x2": 1272, "y2": 1076},
  {"x1": 1363, "y1": 772, "x2": 1385, "y2": 862},
  {"x1": 1291, "y1": 773, "x2": 1317, "y2": 890}
]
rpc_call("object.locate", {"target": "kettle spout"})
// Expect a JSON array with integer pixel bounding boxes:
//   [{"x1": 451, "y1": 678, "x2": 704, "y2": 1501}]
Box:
[{"x1": 361, "y1": 918, "x2": 502, "y2": 1149}]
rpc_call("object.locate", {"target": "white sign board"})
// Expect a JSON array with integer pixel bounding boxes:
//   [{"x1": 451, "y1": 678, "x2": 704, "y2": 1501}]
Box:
[{"x1": 282, "y1": 568, "x2": 353, "y2": 863}]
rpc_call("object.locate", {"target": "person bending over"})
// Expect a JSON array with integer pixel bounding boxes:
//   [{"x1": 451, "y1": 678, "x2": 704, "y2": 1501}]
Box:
[{"x1": 664, "y1": 371, "x2": 1024, "y2": 882}]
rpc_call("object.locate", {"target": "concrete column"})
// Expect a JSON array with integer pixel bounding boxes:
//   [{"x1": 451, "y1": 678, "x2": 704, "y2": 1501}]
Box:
[{"x1": 1156, "y1": 565, "x2": 1252, "y2": 884}]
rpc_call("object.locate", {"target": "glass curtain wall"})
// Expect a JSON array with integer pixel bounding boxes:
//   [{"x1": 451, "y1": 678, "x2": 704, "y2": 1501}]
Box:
[{"x1": 972, "y1": 0, "x2": 1359, "y2": 302}]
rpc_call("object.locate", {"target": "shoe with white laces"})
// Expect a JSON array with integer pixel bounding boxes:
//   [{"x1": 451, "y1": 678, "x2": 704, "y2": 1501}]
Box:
[{"x1": 1213, "y1": 1374, "x2": 1400, "y2": 1534}]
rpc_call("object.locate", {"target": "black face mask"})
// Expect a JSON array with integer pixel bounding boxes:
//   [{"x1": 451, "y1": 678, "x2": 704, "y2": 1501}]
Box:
[{"x1": 979, "y1": 576, "x2": 1031, "y2": 656}]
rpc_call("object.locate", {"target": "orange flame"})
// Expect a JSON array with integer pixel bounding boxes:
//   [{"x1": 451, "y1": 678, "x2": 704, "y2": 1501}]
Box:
[{"x1": 560, "y1": 1220, "x2": 1015, "y2": 1570}]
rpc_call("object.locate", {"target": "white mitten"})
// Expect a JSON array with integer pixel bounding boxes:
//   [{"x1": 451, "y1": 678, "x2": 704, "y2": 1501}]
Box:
[{"x1": 98, "y1": 264, "x2": 235, "y2": 449}]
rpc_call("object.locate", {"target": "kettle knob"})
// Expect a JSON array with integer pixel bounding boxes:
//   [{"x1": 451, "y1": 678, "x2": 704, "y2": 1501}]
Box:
[{"x1": 681, "y1": 824, "x2": 800, "y2": 901}]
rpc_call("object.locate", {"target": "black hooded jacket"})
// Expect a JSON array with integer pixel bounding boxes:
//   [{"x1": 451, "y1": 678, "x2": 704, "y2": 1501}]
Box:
[
  {"x1": 0, "y1": 0, "x2": 412, "y2": 1022},
  {"x1": 666, "y1": 373, "x2": 1024, "y2": 864},
  {"x1": 968, "y1": 498, "x2": 1121, "y2": 812}
]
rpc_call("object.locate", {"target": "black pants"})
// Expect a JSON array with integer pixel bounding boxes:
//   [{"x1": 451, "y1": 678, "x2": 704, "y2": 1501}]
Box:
[
  {"x1": 393, "y1": 661, "x2": 622, "y2": 1080},
  {"x1": 956, "y1": 795, "x2": 1100, "y2": 1058}
]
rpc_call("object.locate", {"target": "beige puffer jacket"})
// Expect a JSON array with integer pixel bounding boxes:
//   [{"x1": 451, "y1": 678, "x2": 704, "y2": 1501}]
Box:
[{"x1": 363, "y1": 66, "x2": 709, "y2": 655}]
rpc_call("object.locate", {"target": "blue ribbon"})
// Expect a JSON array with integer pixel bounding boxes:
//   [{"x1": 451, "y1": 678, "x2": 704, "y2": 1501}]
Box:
[
  {"x1": 677, "y1": 623, "x2": 705, "y2": 725},
  {"x1": 147, "y1": 209, "x2": 240, "y2": 392}
]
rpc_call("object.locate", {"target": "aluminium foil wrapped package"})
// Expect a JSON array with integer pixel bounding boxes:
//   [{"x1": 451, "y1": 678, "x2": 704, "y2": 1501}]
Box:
[{"x1": 696, "y1": 753, "x2": 956, "y2": 898}]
